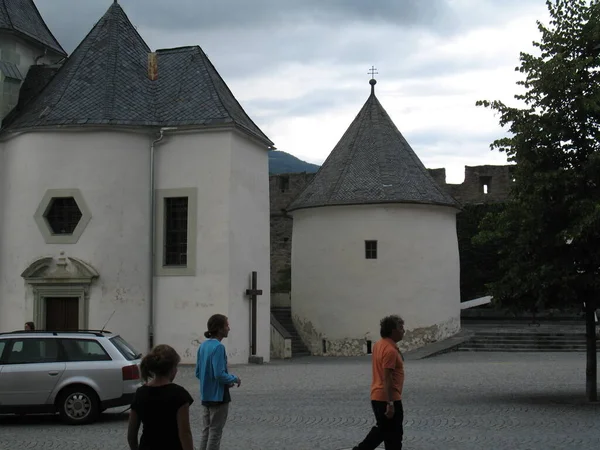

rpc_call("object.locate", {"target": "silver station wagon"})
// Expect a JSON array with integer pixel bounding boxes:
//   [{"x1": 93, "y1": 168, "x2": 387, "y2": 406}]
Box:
[{"x1": 0, "y1": 330, "x2": 143, "y2": 424}]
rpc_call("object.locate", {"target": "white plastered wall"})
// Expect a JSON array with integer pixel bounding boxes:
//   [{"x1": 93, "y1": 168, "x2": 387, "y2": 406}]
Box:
[
  {"x1": 228, "y1": 132, "x2": 271, "y2": 363},
  {"x1": 290, "y1": 203, "x2": 460, "y2": 354},
  {"x1": 0, "y1": 130, "x2": 151, "y2": 352}
]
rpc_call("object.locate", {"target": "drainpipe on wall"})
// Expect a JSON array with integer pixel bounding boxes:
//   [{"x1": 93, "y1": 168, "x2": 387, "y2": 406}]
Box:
[{"x1": 148, "y1": 127, "x2": 177, "y2": 351}]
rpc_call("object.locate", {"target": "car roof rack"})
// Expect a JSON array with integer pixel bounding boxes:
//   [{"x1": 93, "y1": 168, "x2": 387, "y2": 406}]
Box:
[{"x1": 0, "y1": 329, "x2": 112, "y2": 337}]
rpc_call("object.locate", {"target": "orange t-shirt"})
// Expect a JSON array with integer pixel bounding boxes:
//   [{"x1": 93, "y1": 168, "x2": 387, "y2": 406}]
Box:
[{"x1": 370, "y1": 337, "x2": 405, "y2": 401}]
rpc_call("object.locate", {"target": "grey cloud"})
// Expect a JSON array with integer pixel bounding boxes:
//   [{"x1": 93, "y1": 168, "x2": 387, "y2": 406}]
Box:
[
  {"x1": 35, "y1": 0, "x2": 542, "y2": 54},
  {"x1": 142, "y1": 20, "x2": 504, "y2": 90},
  {"x1": 244, "y1": 80, "x2": 475, "y2": 126},
  {"x1": 35, "y1": 0, "x2": 453, "y2": 53},
  {"x1": 405, "y1": 128, "x2": 507, "y2": 158},
  {"x1": 30, "y1": 0, "x2": 534, "y2": 171},
  {"x1": 245, "y1": 86, "x2": 362, "y2": 122},
  {"x1": 407, "y1": 129, "x2": 502, "y2": 146}
]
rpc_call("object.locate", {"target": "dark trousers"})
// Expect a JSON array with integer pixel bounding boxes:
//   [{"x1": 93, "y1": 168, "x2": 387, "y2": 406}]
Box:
[{"x1": 356, "y1": 400, "x2": 403, "y2": 450}]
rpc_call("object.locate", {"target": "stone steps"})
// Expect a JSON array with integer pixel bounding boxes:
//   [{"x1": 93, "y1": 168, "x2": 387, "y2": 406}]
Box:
[
  {"x1": 457, "y1": 330, "x2": 599, "y2": 352},
  {"x1": 271, "y1": 307, "x2": 311, "y2": 356}
]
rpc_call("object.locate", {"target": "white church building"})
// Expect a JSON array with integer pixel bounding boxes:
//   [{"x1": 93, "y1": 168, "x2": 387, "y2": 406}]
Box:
[
  {"x1": 0, "y1": 1, "x2": 273, "y2": 364},
  {"x1": 288, "y1": 79, "x2": 461, "y2": 356}
]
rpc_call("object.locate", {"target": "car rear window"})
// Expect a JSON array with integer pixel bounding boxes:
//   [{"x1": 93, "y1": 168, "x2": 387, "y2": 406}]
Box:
[{"x1": 110, "y1": 336, "x2": 141, "y2": 361}]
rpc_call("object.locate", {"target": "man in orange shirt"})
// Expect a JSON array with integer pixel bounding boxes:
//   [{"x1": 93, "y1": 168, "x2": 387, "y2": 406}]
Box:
[{"x1": 353, "y1": 315, "x2": 405, "y2": 450}]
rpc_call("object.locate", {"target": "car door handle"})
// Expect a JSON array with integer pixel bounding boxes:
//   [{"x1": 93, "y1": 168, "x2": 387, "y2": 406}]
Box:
[{"x1": 48, "y1": 371, "x2": 59, "y2": 376}]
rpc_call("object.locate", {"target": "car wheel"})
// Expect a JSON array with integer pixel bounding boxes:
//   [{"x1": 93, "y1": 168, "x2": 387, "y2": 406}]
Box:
[{"x1": 57, "y1": 386, "x2": 100, "y2": 425}]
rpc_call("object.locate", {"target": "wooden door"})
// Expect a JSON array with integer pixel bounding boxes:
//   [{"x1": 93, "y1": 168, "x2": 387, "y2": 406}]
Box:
[{"x1": 45, "y1": 297, "x2": 79, "y2": 331}]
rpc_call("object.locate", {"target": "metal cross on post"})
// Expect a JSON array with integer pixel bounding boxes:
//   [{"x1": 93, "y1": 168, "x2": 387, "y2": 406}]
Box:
[
  {"x1": 245, "y1": 271, "x2": 263, "y2": 357},
  {"x1": 368, "y1": 65, "x2": 378, "y2": 79}
]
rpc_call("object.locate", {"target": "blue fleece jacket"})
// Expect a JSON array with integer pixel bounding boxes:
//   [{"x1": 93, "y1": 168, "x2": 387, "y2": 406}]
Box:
[{"x1": 195, "y1": 339, "x2": 238, "y2": 402}]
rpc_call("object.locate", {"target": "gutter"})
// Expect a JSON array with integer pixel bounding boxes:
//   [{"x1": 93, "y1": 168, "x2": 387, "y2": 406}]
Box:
[{"x1": 148, "y1": 127, "x2": 177, "y2": 350}]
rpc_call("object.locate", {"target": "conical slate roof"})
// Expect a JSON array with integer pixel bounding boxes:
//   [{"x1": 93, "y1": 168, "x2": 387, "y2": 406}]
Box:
[
  {"x1": 3, "y1": 1, "x2": 273, "y2": 146},
  {"x1": 0, "y1": 0, "x2": 65, "y2": 55},
  {"x1": 288, "y1": 80, "x2": 458, "y2": 211}
]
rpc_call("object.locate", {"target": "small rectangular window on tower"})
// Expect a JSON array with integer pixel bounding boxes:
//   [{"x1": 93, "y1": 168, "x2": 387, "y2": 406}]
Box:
[
  {"x1": 164, "y1": 197, "x2": 189, "y2": 267},
  {"x1": 365, "y1": 240, "x2": 378, "y2": 259}
]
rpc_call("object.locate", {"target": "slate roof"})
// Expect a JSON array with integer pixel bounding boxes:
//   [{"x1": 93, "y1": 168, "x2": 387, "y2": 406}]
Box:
[
  {"x1": 288, "y1": 81, "x2": 459, "y2": 211},
  {"x1": 0, "y1": 0, "x2": 65, "y2": 55},
  {"x1": 2, "y1": 2, "x2": 273, "y2": 146}
]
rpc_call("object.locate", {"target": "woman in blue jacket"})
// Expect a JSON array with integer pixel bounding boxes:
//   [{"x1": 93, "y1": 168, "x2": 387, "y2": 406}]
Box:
[{"x1": 195, "y1": 314, "x2": 241, "y2": 450}]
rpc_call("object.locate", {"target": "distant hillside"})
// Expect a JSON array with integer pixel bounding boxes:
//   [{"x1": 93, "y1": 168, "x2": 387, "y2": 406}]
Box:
[{"x1": 268, "y1": 151, "x2": 320, "y2": 174}]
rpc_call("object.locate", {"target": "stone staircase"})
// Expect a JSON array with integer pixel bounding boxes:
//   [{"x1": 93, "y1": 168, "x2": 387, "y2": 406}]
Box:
[
  {"x1": 271, "y1": 307, "x2": 311, "y2": 357},
  {"x1": 457, "y1": 331, "x2": 599, "y2": 352}
]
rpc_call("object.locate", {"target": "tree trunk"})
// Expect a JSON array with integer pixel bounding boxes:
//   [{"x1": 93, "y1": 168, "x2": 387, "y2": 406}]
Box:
[{"x1": 585, "y1": 302, "x2": 597, "y2": 402}]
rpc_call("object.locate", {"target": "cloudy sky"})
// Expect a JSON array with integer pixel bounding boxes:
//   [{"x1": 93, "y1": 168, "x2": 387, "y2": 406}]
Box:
[{"x1": 36, "y1": 0, "x2": 549, "y2": 183}]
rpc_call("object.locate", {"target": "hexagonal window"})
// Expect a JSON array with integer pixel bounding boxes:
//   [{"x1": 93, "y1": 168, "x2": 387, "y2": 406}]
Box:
[
  {"x1": 34, "y1": 189, "x2": 92, "y2": 244},
  {"x1": 45, "y1": 197, "x2": 83, "y2": 235}
]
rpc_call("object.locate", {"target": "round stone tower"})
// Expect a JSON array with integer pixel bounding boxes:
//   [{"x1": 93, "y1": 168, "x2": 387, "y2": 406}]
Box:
[{"x1": 288, "y1": 78, "x2": 461, "y2": 355}]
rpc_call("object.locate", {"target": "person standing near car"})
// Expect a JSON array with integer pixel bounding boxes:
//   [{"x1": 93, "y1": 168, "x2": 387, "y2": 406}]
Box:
[
  {"x1": 127, "y1": 344, "x2": 194, "y2": 450},
  {"x1": 353, "y1": 315, "x2": 406, "y2": 450},
  {"x1": 196, "y1": 314, "x2": 241, "y2": 450}
]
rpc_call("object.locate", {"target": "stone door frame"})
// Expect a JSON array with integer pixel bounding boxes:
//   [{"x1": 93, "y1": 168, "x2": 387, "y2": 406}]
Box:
[{"x1": 21, "y1": 253, "x2": 99, "y2": 330}]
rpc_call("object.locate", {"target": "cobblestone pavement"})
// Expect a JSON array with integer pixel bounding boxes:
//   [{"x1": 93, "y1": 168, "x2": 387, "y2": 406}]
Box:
[{"x1": 1, "y1": 352, "x2": 599, "y2": 449}]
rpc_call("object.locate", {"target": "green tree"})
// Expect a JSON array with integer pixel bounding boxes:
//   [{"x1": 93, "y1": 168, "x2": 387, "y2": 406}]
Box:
[
  {"x1": 456, "y1": 204, "x2": 505, "y2": 302},
  {"x1": 475, "y1": 0, "x2": 600, "y2": 401}
]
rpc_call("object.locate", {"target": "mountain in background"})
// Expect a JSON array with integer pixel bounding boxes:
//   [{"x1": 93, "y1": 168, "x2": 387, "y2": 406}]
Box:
[{"x1": 268, "y1": 151, "x2": 320, "y2": 174}]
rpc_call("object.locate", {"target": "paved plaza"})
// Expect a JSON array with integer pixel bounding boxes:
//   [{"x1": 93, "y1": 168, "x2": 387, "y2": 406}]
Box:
[{"x1": 1, "y1": 352, "x2": 599, "y2": 449}]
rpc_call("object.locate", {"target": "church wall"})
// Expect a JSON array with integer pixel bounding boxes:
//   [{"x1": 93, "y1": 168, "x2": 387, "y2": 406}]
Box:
[
  {"x1": 0, "y1": 131, "x2": 151, "y2": 352},
  {"x1": 229, "y1": 132, "x2": 271, "y2": 363},
  {"x1": 153, "y1": 131, "x2": 240, "y2": 363},
  {"x1": 290, "y1": 203, "x2": 461, "y2": 356}
]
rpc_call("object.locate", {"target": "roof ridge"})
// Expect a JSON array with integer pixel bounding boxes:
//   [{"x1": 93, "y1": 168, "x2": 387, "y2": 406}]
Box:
[
  {"x1": 0, "y1": 0, "x2": 66, "y2": 55},
  {"x1": 102, "y1": 4, "x2": 121, "y2": 120},
  {"x1": 199, "y1": 46, "x2": 273, "y2": 145},
  {"x1": 156, "y1": 46, "x2": 199, "y2": 54},
  {"x1": 198, "y1": 47, "x2": 235, "y2": 123},
  {"x1": 328, "y1": 93, "x2": 375, "y2": 200},
  {"x1": 383, "y1": 104, "x2": 455, "y2": 202},
  {"x1": 26, "y1": 0, "x2": 66, "y2": 55},
  {"x1": 38, "y1": 6, "x2": 110, "y2": 114},
  {"x1": 116, "y1": 2, "x2": 150, "y2": 53}
]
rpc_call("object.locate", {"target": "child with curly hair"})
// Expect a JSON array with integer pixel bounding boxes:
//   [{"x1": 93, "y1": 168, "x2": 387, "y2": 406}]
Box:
[{"x1": 127, "y1": 344, "x2": 194, "y2": 450}]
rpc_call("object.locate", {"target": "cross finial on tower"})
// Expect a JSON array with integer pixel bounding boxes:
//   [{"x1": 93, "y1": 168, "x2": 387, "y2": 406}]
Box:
[
  {"x1": 368, "y1": 66, "x2": 378, "y2": 79},
  {"x1": 368, "y1": 66, "x2": 378, "y2": 94}
]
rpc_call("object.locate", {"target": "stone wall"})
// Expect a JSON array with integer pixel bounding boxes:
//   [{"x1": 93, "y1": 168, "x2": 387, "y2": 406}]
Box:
[
  {"x1": 292, "y1": 312, "x2": 460, "y2": 356},
  {"x1": 270, "y1": 323, "x2": 292, "y2": 359},
  {"x1": 269, "y1": 165, "x2": 512, "y2": 293},
  {"x1": 436, "y1": 165, "x2": 514, "y2": 205},
  {"x1": 269, "y1": 173, "x2": 315, "y2": 291}
]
